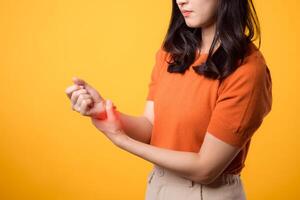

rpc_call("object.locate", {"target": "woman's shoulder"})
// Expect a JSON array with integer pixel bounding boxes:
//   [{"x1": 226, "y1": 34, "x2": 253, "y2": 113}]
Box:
[
  {"x1": 227, "y1": 42, "x2": 269, "y2": 83},
  {"x1": 243, "y1": 42, "x2": 268, "y2": 70},
  {"x1": 219, "y1": 42, "x2": 272, "y2": 96}
]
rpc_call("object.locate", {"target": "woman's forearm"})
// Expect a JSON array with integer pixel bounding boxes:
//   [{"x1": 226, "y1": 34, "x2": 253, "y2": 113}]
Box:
[
  {"x1": 116, "y1": 136, "x2": 210, "y2": 184},
  {"x1": 116, "y1": 110, "x2": 152, "y2": 144}
]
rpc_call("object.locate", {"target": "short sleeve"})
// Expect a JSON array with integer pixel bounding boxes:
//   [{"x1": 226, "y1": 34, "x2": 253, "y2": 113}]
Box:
[
  {"x1": 146, "y1": 47, "x2": 166, "y2": 100},
  {"x1": 207, "y1": 52, "x2": 273, "y2": 148}
]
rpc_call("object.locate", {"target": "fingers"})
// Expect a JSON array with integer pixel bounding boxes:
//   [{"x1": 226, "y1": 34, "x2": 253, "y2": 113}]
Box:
[
  {"x1": 65, "y1": 84, "x2": 85, "y2": 99},
  {"x1": 72, "y1": 76, "x2": 86, "y2": 86},
  {"x1": 72, "y1": 77, "x2": 96, "y2": 98},
  {"x1": 105, "y1": 99, "x2": 116, "y2": 121},
  {"x1": 72, "y1": 76, "x2": 92, "y2": 91},
  {"x1": 71, "y1": 89, "x2": 88, "y2": 105},
  {"x1": 66, "y1": 77, "x2": 116, "y2": 118},
  {"x1": 79, "y1": 98, "x2": 93, "y2": 116},
  {"x1": 73, "y1": 93, "x2": 91, "y2": 110},
  {"x1": 73, "y1": 93, "x2": 94, "y2": 115}
]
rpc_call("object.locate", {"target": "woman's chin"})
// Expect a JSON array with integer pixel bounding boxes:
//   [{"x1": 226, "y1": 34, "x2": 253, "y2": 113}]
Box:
[
  {"x1": 185, "y1": 21, "x2": 201, "y2": 28},
  {"x1": 185, "y1": 19, "x2": 214, "y2": 29}
]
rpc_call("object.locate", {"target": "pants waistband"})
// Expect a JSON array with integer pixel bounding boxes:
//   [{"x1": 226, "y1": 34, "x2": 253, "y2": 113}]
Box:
[{"x1": 150, "y1": 165, "x2": 241, "y2": 188}]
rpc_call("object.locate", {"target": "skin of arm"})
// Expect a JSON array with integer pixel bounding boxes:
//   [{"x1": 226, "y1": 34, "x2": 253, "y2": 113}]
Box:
[
  {"x1": 115, "y1": 101, "x2": 154, "y2": 144},
  {"x1": 117, "y1": 111, "x2": 152, "y2": 144},
  {"x1": 113, "y1": 101, "x2": 242, "y2": 185},
  {"x1": 92, "y1": 98, "x2": 241, "y2": 185},
  {"x1": 117, "y1": 131, "x2": 241, "y2": 185}
]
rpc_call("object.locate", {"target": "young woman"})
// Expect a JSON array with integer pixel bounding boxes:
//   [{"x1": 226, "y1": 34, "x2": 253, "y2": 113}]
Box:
[{"x1": 65, "y1": 0, "x2": 272, "y2": 199}]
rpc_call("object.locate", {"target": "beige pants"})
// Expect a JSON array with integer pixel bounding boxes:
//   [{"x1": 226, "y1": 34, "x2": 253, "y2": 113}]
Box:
[{"x1": 145, "y1": 165, "x2": 247, "y2": 200}]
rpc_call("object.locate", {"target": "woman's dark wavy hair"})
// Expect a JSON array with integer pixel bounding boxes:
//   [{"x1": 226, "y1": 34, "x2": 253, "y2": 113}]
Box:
[{"x1": 162, "y1": 0, "x2": 261, "y2": 80}]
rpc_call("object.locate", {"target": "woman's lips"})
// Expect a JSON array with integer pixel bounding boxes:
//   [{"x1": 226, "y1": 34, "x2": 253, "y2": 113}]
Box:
[{"x1": 182, "y1": 10, "x2": 193, "y2": 17}]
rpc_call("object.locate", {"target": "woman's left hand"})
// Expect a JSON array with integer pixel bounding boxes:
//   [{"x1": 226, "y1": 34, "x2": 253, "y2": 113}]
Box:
[{"x1": 90, "y1": 99, "x2": 129, "y2": 146}]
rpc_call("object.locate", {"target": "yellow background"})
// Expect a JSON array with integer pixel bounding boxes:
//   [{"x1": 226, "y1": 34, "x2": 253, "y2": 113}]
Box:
[{"x1": 0, "y1": 0, "x2": 299, "y2": 199}]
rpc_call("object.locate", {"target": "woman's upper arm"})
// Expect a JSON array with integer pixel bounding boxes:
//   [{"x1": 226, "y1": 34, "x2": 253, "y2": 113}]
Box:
[
  {"x1": 195, "y1": 51, "x2": 272, "y2": 183},
  {"x1": 143, "y1": 100, "x2": 154, "y2": 126}
]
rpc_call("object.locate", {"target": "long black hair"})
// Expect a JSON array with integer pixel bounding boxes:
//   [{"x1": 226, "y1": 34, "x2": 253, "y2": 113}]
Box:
[{"x1": 162, "y1": 0, "x2": 261, "y2": 80}]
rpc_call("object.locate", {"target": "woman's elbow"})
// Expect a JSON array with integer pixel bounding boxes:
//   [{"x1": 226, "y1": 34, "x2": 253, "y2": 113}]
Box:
[{"x1": 191, "y1": 169, "x2": 219, "y2": 185}]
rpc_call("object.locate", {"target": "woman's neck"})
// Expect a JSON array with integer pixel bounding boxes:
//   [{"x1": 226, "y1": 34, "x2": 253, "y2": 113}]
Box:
[{"x1": 199, "y1": 21, "x2": 220, "y2": 54}]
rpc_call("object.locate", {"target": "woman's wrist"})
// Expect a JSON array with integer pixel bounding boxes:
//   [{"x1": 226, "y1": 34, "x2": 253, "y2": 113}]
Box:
[
  {"x1": 113, "y1": 130, "x2": 130, "y2": 147},
  {"x1": 91, "y1": 100, "x2": 118, "y2": 120}
]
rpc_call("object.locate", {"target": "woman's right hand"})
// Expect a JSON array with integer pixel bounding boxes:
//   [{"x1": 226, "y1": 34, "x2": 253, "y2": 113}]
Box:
[{"x1": 65, "y1": 76, "x2": 111, "y2": 119}]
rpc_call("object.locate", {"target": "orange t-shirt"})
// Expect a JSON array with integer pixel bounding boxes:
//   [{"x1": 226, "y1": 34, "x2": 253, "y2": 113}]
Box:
[{"x1": 146, "y1": 42, "x2": 272, "y2": 175}]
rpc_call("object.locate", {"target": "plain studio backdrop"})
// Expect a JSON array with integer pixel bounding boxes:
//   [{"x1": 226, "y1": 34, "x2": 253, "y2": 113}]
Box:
[{"x1": 0, "y1": 0, "x2": 299, "y2": 199}]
